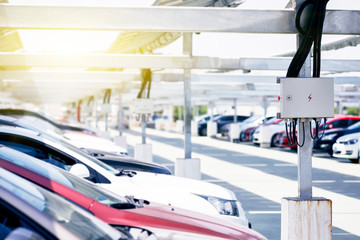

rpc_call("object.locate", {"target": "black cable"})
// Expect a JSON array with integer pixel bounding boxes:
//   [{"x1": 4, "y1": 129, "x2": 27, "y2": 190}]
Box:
[
  {"x1": 103, "y1": 89, "x2": 111, "y2": 104},
  {"x1": 310, "y1": 118, "x2": 318, "y2": 139},
  {"x1": 287, "y1": 0, "x2": 328, "y2": 78},
  {"x1": 318, "y1": 118, "x2": 327, "y2": 139},
  {"x1": 285, "y1": 120, "x2": 295, "y2": 146},
  {"x1": 297, "y1": 121, "x2": 305, "y2": 147}
]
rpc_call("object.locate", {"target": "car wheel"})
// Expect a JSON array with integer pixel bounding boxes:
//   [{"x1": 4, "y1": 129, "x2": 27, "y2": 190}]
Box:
[
  {"x1": 201, "y1": 127, "x2": 207, "y2": 136},
  {"x1": 270, "y1": 134, "x2": 277, "y2": 147}
]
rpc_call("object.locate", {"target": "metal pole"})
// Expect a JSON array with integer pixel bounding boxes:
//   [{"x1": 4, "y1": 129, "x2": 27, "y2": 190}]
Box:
[
  {"x1": 95, "y1": 98, "x2": 98, "y2": 128},
  {"x1": 263, "y1": 96, "x2": 268, "y2": 124},
  {"x1": 118, "y1": 94, "x2": 123, "y2": 136},
  {"x1": 233, "y1": 99, "x2": 237, "y2": 122},
  {"x1": 183, "y1": 32, "x2": 192, "y2": 159},
  {"x1": 141, "y1": 114, "x2": 146, "y2": 144},
  {"x1": 297, "y1": 37, "x2": 313, "y2": 198}
]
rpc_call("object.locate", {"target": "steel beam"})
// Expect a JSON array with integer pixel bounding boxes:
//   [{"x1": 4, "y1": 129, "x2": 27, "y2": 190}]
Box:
[
  {"x1": 0, "y1": 5, "x2": 359, "y2": 34},
  {"x1": 1, "y1": 53, "x2": 360, "y2": 71}
]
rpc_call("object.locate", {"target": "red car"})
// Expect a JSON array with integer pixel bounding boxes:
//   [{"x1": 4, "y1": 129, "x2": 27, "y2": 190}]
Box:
[
  {"x1": 275, "y1": 115, "x2": 360, "y2": 150},
  {"x1": 0, "y1": 146, "x2": 266, "y2": 240}
]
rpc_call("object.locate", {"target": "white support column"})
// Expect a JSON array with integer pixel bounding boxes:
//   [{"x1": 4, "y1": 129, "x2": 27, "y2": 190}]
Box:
[
  {"x1": 281, "y1": 1, "x2": 332, "y2": 239},
  {"x1": 175, "y1": 33, "x2": 201, "y2": 179},
  {"x1": 135, "y1": 143, "x2": 152, "y2": 163},
  {"x1": 281, "y1": 197, "x2": 332, "y2": 240}
]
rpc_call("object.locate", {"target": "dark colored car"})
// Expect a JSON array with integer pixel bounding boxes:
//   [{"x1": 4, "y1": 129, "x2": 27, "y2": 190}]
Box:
[
  {"x1": 313, "y1": 121, "x2": 360, "y2": 156},
  {"x1": 0, "y1": 146, "x2": 266, "y2": 240},
  {"x1": 198, "y1": 115, "x2": 249, "y2": 136},
  {"x1": 82, "y1": 148, "x2": 172, "y2": 175}
]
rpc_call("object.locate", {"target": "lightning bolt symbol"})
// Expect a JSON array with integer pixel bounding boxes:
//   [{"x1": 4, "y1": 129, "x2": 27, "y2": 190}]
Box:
[{"x1": 308, "y1": 94, "x2": 312, "y2": 102}]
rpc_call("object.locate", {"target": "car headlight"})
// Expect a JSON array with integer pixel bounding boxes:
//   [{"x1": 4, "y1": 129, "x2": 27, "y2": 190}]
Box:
[
  {"x1": 200, "y1": 196, "x2": 241, "y2": 216},
  {"x1": 322, "y1": 133, "x2": 337, "y2": 140},
  {"x1": 343, "y1": 139, "x2": 359, "y2": 145}
]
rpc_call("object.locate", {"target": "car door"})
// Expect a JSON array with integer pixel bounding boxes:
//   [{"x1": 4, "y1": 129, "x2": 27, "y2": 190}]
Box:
[{"x1": 0, "y1": 134, "x2": 109, "y2": 184}]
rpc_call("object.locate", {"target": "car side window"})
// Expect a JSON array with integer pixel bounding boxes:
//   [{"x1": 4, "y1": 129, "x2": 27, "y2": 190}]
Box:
[
  {"x1": 330, "y1": 119, "x2": 350, "y2": 129},
  {"x1": 0, "y1": 201, "x2": 49, "y2": 240},
  {"x1": 0, "y1": 135, "x2": 110, "y2": 184},
  {"x1": 0, "y1": 139, "x2": 75, "y2": 170}
]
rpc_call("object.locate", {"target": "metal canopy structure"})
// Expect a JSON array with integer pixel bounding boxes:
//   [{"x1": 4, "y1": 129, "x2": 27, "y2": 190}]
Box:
[{"x1": 0, "y1": 2, "x2": 359, "y2": 108}]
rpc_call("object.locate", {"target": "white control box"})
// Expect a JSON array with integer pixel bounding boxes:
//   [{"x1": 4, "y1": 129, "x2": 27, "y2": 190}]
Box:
[
  {"x1": 277, "y1": 77, "x2": 334, "y2": 119},
  {"x1": 133, "y1": 98, "x2": 154, "y2": 114}
]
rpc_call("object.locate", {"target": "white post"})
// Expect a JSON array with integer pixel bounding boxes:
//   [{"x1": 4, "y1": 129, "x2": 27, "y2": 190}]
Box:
[
  {"x1": 281, "y1": 1, "x2": 332, "y2": 239},
  {"x1": 175, "y1": 33, "x2": 201, "y2": 179}
]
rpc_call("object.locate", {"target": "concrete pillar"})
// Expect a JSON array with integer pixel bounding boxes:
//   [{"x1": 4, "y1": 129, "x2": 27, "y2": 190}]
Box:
[
  {"x1": 207, "y1": 121, "x2": 217, "y2": 138},
  {"x1": 134, "y1": 143, "x2": 152, "y2": 163},
  {"x1": 114, "y1": 136, "x2": 127, "y2": 152},
  {"x1": 191, "y1": 120, "x2": 198, "y2": 136},
  {"x1": 176, "y1": 120, "x2": 184, "y2": 133},
  {"x1": 175, "y1": 158, "x2": 201, "y2": 180},
  {"x1": 259, "y1": 124, "x2": 271, "y2": 148},
  {"x1": 165, "y1": 120, "x2": 172, "y2": 132},
  {"x1": 230, "y1": 123, "x2": 241, "y2": 142},
  {"x1": 155, "y1": 118, "x2": 162, "y2": 130},
  {"x1": 281, "y1": 197, "x2": 332, "y2": 240}
]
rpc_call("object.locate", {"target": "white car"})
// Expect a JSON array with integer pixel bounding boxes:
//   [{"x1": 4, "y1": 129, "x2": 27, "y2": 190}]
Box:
[
  {"x1": 252, "y1": 119, "x2": 284, "y2": 147},
  {"x1": 0, "y1": 114, "x2": 128, "y2": 155},
  {"x1": 0, "y1": 125, "x2": 250, "y2": 227},
  {"x1": 332, "y1": 132, "x2": 360, "y2": 163}
]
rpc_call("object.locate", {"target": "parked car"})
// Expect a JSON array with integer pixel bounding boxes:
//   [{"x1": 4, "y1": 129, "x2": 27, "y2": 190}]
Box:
[
  {"x1": 82, "y1": 148, "x2": 172, "y2": 175},
  {"x1": 0, "y1": 168, "x2": 124, "y2": 240},
  {"x1": 314, "y1": 120, "x2": 360, "y2": 156},
  {"x1": 198, "y1": 115, "x2": 249, "y2": 136},
  {"x1": 0, "y1": 146, "x2": 265, "y2": 240},
  {"x1": 319, "y1": 114, "x2": 360, "y2": 131},
  {"x1": 0, "y1": 109, "x2": 128, "y2": 155},
  {"x1": 252, "y1": 118, "x2": 284, "y2": 147},
  {"x1": 332, "y1": 132, "x2": 360, "y2": 163},
  {"x1": 0, "y1": 108, "x2": 97, "y2": 134},
  {"x1": 274, "y1": 116, "x2": 360, "y2": 151},
  {"x1": 238, "y1": 116, "x2": 275, "y2": 141},
  {"x1": 220, "y1": 115, "x2": 261, "y2": 137},
  {"x1": 313, "y1": 121, "x2": 360, "y2": 156},
  {"x1": 0, "y1": 125, "x2": 250, "y2": 227},
  {"x1": 195, "y1": 113, "x2": 220, "y2": 124}
]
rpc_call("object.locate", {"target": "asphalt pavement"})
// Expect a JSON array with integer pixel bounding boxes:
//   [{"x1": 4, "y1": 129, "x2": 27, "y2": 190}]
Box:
[{"x1": 115, "y1": 126, "x2": 360, "y2": 240}]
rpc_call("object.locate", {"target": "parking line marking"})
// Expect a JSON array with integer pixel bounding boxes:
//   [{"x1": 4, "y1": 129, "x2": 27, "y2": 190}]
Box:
[
  {"x1": 313, "y1": 180, "x2": 336, "y2": 183},
  {"x1": 343, "y1": 180, "x2": 360, "y2": 183},
  {"x1": 274, "y1": 163, "x2": 296, "y2": 167},
  {"x1": 242, "y1": 164, "x2": 267, "y2": 167},
  {"x1": 248, "y1": 211, "x2": 281, "y2": 214}
]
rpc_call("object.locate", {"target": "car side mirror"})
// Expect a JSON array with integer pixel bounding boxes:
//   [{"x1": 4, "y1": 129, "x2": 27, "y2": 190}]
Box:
[
  {"x1": 69, "y1": 163, "x2": 90, "y2": 178},
  {"x1": 5, "y1": 227, "x2": 45, "y2": 240}
]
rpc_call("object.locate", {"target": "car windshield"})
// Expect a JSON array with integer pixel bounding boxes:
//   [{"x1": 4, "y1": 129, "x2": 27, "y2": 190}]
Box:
[
  {"x1": 38, "y1": 132, "x2": 120, "y2": 175},
  {"x1": 0, "y1": 146, "x2": 128, "y2": 206},
  {"x1": 242, "y1": 116, "x2": 261, "y2": 124},
  {"x1": 348, "y1": 121, "x2": 360, "y2": 130},
  {"x1": 0, "y1": 168, "x2": 122, "y2": 240}
]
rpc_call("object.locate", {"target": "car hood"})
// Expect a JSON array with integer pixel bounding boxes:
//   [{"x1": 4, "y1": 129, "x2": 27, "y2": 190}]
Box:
[
  {"x1": 336, "y1": 132, "x2": 360, "y2": 142},
  {"x1": 63, "y1": 132, "x2": 127, "y2": 154},
  {"x1": 125, "y1": 171, "x2": 236, "y2": 200},
  {"x1": 120, "y1": 202, "x2": 265, "y2": 240}
]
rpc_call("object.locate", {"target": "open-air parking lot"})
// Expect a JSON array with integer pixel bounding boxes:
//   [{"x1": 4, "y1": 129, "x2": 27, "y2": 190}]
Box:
[
  {"x1": 122, "y1": 126, "x2": 360, "y2": 240},
  {"x1": 1, "y1": 0, "x2": 360, "y2": 239}
]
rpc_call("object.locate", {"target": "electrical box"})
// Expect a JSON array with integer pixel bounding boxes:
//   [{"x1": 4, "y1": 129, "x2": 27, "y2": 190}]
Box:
[
  {"x1": 133, "y1": 98, "x2": 154, "y2": 114},
  {"x1": 277, "y1": 77, "x2": 334, "y2": 119}
]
